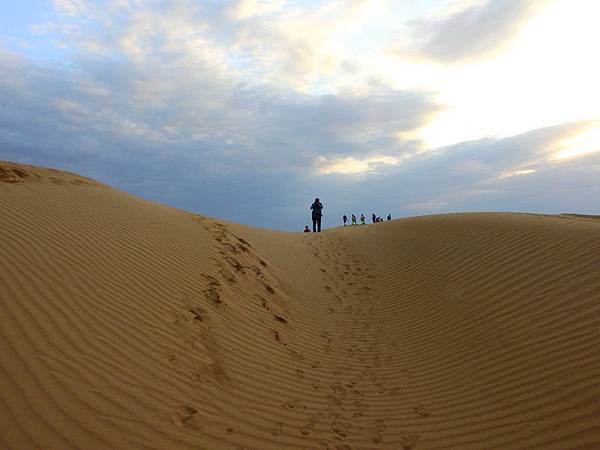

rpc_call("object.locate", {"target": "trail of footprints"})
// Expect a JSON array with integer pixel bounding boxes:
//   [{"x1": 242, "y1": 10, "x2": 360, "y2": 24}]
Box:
[
  {"x1": 166, "y1": 219, "x2": 428, "y2": 449},
  {"x1": 166, "y1": 216, "x2": 292, "y2": 436},
  {"x1": 297, "y1": 235, "x2": 427, "y2": 450}
]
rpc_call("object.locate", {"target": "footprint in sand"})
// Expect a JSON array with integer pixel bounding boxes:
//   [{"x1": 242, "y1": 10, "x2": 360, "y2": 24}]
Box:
[
  {"x1": 283, "y1": 398, "x2": 301, "y2": 409},
  {"x1": 188, "y1": 306, "x2": 207, "y2": 321},
  {"x1": 330, "y1": 384, "x2": 347, "y2": 396},
  {"x1": 369, "y1": 418, "x2": 386, "y2": 443},
  {"x1": 271, "y1": 329, "x2": 286, "y2": 345},
  {"x1": 401, "y1": 433, "x2": 420, "y2": 449},
  {"x1": 170, "y1": 405, "x2": 207, "y2": 429},
  {"x1": 210, "y1": 361, "x2": 229, "y2": 383},
  {"x1": 164, "y1": 352, "x2": 181, "y2": 368},
  {"x1": 370, "y1": 434, "x2": 383, "y2": 444},
  {"x1": 289, "y1": 349, "x2": 304, "y2": 361},
  {"x1": 225, "y1": 256, "x2": 245, "y2": 272},
  {"x1": 274, "y1": 314, "x2": 288, "y2": 324},
  {"x1": 414, "y1": 404, "x2": 431, "y2": 417},
  {"x1": 248, "y1": 265, "x2": 262, "y2": 276},
  {"x1": 262, "y1": 282, "x2": 276, "y2": 295},
  {"x1": 256, "y1": 294, "x2": 269, "y2": 310},
  {"x1": 389, "y1": 386, "x2": 401, "y2": 397},
  {"x1": 330, "y1": 420, "x2": 352, "y2": 438},
  {"x1": 300, "y1": 419, "x2": 316, "y2": 436},
  {"x1": 270, "y1": 421, "x2": 284, "y2": 436},
  {"x1": 219, "y1": 266, "x2": 237, "y2": 284},
  {"x1": 201, "y1": 275, "x2": 223, "y2": 304}
]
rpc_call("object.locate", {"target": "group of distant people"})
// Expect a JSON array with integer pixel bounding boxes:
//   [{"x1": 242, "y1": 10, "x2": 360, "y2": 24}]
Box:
[
  {"x1": 304, "y1": 197, "x2": 391, "y2": 233},
  {"x1": 343, "y1": 212, "x2": 391, "y2": 226}
]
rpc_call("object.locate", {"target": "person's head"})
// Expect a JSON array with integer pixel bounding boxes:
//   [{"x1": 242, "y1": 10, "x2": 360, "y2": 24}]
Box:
[{"x1": 315, "y1": 197, "x2": 320, "y2": 202}]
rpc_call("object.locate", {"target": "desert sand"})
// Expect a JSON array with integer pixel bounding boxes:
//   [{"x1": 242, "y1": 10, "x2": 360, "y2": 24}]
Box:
[{"x1": 1, "y1": 160, "x2": 599, "y2": 450}]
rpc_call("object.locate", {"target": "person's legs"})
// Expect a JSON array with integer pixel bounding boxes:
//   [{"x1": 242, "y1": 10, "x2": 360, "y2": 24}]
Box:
[
  {"x1": 312, "y1": 217, "x2": 317, "y2": 232},
  {"x1": 317, "y1": 216, "x2": 321, "y2": 232}
]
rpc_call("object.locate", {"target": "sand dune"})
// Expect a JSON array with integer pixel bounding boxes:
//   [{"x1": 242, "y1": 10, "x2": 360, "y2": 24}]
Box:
[{"x1": 1, "y1": 160, "x2": 599, "y2": 450}]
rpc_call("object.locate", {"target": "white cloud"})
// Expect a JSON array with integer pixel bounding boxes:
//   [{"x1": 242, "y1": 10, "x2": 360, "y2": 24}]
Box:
[
  {"x1": 52, "y1": 0, "x2": 90, "y2": 16},
  {"x1": 495, "y1": 169, "x2": 536, "y2": 180},
  {"x1": 3, "y1": 0, "x2": 600, "y2": 229},
  {"x1": 317, "y1": 155, "x2": 402, "y2": 174},
  {"x1": 390, "y1": 0, "x2": 552, "y2": 63},
  {"x1": 227, "y1": 0, "x2": 286, "y2": 20}
]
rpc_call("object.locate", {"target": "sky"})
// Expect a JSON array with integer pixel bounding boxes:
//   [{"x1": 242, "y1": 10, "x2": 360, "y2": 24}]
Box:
[{"x1": 1, "y1": 0, "x2": 599, "y2": 230}]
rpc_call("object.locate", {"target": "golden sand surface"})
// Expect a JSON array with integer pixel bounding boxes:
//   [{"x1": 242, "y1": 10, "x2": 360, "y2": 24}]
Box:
[{"x1": 1, "y1": 160, "x2": 599, "y2": 450}]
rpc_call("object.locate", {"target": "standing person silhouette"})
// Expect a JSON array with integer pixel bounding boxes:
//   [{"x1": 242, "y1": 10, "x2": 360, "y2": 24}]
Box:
[
  {"x1": 343, "y1": 215, "x2": 348, "y2": 226},
  {"x1": 360, "y1": 214, "x2": 366, "y2": 225},
  {"x1": 310, "y1": 198, "x2": 323, "y2": 232}
]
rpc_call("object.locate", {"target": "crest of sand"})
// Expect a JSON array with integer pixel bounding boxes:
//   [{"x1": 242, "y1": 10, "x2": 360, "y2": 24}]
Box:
[{"x1": 0, "y1": 161, "x2": 599, "y2": 449}]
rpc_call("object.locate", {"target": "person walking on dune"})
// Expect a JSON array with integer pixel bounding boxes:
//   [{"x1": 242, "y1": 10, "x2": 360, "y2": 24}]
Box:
[
  {"x1": 351, "y1": 214, "x2": 357, "y2": 225},
  {"x1": 343, "y1": 214, "x2": 348, "y2": 226},
  {"x1": 310, "y1": 197, "x2": 323, "y2": 232},
  {"x1": 360, "y1": 214, "x2": 365, "y2": 225},
  {"x1": 372, "y1": 213, "x2": 376, "y2": 224}
]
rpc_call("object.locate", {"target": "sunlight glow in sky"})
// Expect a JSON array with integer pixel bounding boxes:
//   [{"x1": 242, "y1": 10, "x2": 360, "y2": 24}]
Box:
[
  {"x1": 413, "y1": 0, "x2": 600, "y2": 149},
  {"x1": 551, "y1": 127, "x2": 600, "y2": 161},
  {"x1": 317, "y1": 155, "x2": 402, "y2": 174}
]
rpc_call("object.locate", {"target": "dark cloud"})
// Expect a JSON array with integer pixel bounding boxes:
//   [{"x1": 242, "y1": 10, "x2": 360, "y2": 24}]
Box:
[
  {"x1": 311, "y1": 120, "x2": 600, "y2": 226},
  {"x1": 0, "y1": 49, "x2": 440, "y2": 230},
  {"x1": 1, "y1": 46, "x2": 597, "y2": 230},
  {"x1": 393, "y1": 0, "x2": 548, "y2": 63},
  {"x1": 2, "y1": 1, "x2": 597, "y2": 231}
]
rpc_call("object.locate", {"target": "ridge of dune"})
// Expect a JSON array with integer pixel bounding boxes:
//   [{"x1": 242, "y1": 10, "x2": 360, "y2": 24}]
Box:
[{"x1": 1, "y1": 161, "x2": 599, "y2": 450}]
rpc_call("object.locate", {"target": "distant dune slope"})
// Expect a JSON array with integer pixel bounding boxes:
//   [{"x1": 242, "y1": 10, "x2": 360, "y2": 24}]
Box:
[{"x1": 1, "y1": 161, "x2": 599, "y2": 450}]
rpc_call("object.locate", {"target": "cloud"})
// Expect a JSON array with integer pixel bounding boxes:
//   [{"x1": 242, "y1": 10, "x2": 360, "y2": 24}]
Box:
[
  {"x1": 391, "y1": 0, "x2": 551, "y2": 63},
  {"x1": 0, "y1": 42, "x2": 440, "y2": 228},
  {"x1": 3, "y1": 0, "x2": 599, "y2": 230},
  {"x1": 39, "y1": 0, "x2": 387, "y2": 88},
  {"x1": 2, "y1": 43, "x2": 596, "y2": 231},
  {"x1": 344, "y1": 119, "x2": 600, "y2": 217},
  {"x1": 227, "y1": 0, "x2": 286, "y2": 20},
  {"x1": 222, "y1": 0, "x2": 393, "y2": 88},
  {"x1": 317, "y1": 155, "x2": 402, "y2": 174},
  {"x1": 52, "y1": 0, "x2": 90, "y2": 17}
]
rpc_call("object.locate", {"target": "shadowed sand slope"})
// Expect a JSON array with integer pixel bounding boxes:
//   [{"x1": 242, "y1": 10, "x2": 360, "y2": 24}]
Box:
[{"x1": 1, "y1": 161, "x2": 599, "y2": 450}]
